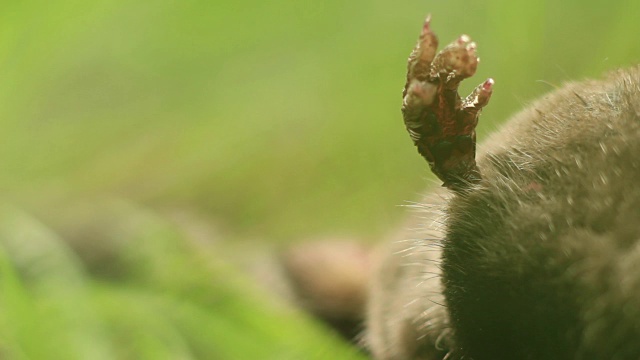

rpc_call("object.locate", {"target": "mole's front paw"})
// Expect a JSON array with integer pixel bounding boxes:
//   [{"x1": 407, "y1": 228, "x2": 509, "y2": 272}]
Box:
[{"x1": 402, "y1": 16, "x2": 493, "y2": 191}]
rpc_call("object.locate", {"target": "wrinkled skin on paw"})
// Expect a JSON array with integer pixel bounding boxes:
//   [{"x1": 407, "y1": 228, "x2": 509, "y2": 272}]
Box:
[{"x1": 402, "y1": 15, "x2": 493, "y2": 191}]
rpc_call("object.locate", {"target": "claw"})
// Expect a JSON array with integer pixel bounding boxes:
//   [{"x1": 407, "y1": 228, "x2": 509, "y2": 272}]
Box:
[
  {"x1": 479, "y1": 78, "x2": 494, "y2": 104},
  {"x1": 456, "y1": 34, "x2": 471, "y2": 46},
  {"x1": 482, "y1": 78, "x2": 494, "y2": 91},
  {"x1": 430, "y1": 35, "x2": 479, "y2": 87},
  {"x1": 464, "y1": 78, "x2": 494, "y2": 110},
  {"x1": 421, "y1": 14, "x2": 432, "y2": 36},
  {"x1": 405, "y1": 14, "x2": 439, "y2": 93},
  {"x1": 418, "y1": 14, "x2": 438, "y2": 64},
  {"x1": 400, "y1": 17, "x2": 494, "y2": 191},
  {"x1": 459, "y1": 78, "x2": 495, "y2": 135}
]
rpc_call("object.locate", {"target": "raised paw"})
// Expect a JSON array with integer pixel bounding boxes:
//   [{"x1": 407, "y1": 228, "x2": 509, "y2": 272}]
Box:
[{"x1": 401, "y1": 15, "x2": 493, "y2": 191}]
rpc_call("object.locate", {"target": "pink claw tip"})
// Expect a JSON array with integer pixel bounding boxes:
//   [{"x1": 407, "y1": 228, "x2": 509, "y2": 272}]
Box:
[
  {"x1": 457, "y1": 34, "x2": 471, "y2": 45},
  {"x1": 422, "y1": 14, "x2": 432, "y2": 34},
  {"x1": 483, "y1": 78, "x2": 495, "y2": 90}
]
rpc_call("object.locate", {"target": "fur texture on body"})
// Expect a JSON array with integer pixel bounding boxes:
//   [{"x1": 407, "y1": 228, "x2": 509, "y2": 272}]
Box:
[{"x1": 367, "y1": 66, "x2": 640, "y2": 359}]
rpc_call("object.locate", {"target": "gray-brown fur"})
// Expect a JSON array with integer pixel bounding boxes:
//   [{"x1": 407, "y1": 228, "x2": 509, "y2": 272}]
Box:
[
  {"x1": 367, "y1": 189, "x2": 452, "y2": 359},
  {"x1": 367, "y1": 66, "x2": 640, "y2": 359}
]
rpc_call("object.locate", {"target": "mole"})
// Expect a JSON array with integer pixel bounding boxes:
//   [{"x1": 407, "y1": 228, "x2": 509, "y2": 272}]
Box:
[{"x1": 367, "y1": 15, "x2": 640, "y2": 360}]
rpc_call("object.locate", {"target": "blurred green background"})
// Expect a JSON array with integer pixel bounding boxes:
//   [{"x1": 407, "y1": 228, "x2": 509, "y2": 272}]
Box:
[{"x1": 1, "y1": 0, "x2": 640, "y2": 358}]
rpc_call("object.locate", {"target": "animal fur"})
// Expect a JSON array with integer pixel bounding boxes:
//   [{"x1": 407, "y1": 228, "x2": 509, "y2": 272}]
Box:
[{"x1": 367, "y1": 66, "x2": 640, "y2": 359}]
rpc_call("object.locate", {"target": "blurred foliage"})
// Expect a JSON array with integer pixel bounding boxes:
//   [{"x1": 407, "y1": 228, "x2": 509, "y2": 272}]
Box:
[
  {"x1": 0, "y1": 0, "x2": 639, "y2": 358},
  {"x1": 0, "y1": 202, "x2": 364, "y2": 359}
]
